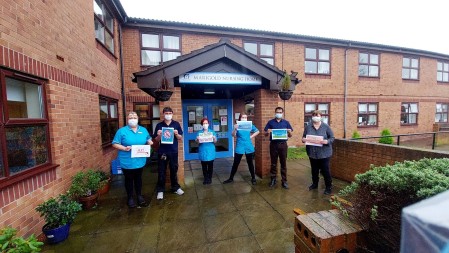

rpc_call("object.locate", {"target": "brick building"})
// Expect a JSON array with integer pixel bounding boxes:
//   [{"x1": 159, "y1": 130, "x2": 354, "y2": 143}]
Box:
[{"x1": 1, "y1": 0, "x2": 449, "y2": 237}]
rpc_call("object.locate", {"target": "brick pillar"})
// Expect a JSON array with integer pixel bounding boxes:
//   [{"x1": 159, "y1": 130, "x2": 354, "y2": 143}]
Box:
[
  {"x1": 160, "y1": 87, "x2": 185, "y2": 186},
  {"x1": 254, "y1": 89, "x2": 278, "y2": 178}
]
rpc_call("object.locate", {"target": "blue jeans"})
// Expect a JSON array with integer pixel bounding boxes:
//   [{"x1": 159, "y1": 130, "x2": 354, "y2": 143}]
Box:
[{"x1": 156, "y1": 152, "x2": 181, "y2": 192}]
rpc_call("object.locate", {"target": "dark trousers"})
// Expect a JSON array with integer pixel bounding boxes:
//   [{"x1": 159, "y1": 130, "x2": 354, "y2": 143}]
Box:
[
  {"x1": 309, "y1": 157, "x2": 332, "y2": 188},
  {"x1": 270, "y1": 142, "x2": 288, "y2": 182},
  {"x1": 157, "y1": 152, "x2": 181, "y2": 192},
  {"x1": 229, "y1": 152, "x2": 255, "y2": 180},
  {"x1": 122, "y1": 168, "x2": 143, "y2": 199},
  {"x1": 201, "y1": 160, "x2": 214, "y2": 180}
]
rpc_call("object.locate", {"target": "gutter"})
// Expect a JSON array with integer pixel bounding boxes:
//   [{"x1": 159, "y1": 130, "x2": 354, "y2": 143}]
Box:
[
  {"x1": 343, "y1": 43, "x2": 351, "y2": 139},
  {"x1": 118, "y1": 23, "x2": 126, "y2": 125}
]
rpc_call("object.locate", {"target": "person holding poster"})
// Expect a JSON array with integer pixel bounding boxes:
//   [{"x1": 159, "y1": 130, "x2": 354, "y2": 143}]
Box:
[
  {"x1": 302, "y1": 110, "x2": 335, "y2": 195},
  {"x1": 153, "y1": 107, "x2": 184, "y2": 200},
  {"x1": 196, "y1": 118, "x2": 217, "y2": 185},
  {"x1": 112, "y1": 112, "x2": 153, "y2": 208},
  {"x1": 223, "y1": 113, "x2": 259, "y2": 185},
  {"x1": 264, "y1": 107, "x2": 293, "y2": 189}
]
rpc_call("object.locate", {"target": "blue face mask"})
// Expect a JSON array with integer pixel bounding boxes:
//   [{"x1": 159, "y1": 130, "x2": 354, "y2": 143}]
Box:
[{"x1": 275, "y1": 113, "x2": 283, "y2": 119}]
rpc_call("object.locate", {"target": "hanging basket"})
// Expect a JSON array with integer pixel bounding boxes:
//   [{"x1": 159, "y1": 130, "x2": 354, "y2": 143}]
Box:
[
  {"x1": 278, "y1": 91, "x2": 293, "y2": 100},
  {"x1": 154, "y1": 90, "x2": 173, "y2": 101}
]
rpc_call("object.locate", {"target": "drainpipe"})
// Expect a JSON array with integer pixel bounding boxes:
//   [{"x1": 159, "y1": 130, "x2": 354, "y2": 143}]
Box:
[
  {"x1": 343, "y1": 43, "x2": 350, "y2": 139},
  {"x1": 118, "y1": 22, "x2": 126, "y2": 125}
]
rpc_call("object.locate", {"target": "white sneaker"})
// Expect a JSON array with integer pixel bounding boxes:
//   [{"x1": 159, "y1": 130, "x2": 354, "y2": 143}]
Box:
[
  {"x1": 175, "y1": 188, "x2": 184, "y2": 195},
  {"x1": 157, "y1": 192, "x2": 164, "y2": 200}
]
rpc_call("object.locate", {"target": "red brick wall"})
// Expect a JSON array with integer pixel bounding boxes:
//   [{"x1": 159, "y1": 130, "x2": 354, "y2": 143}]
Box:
[{"x1": 330, "y1": 139, "x2": 449, "y2": 182}]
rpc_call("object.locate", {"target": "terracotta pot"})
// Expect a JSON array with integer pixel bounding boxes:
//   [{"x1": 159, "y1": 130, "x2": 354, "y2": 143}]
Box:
[
  {"x1": 97, "y1": 178, "x2": 111, "y2": 196},
  {"x1": 78, "y1": 192, "x2": 99, "y2": 210}
]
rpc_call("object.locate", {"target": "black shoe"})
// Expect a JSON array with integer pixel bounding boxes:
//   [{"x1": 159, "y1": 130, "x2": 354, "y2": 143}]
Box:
[
  {"x1": 282, "y1": 182, "x2": 289, "y2": 189},
  {"x1": 127, "y1": 198, "x2": 137, "y2": 208},
  {"x1": 207, "y1": 178, "x2": 212, "y2": 185},
  {"x1": 269, "y1": 178, "x2": 277, "y2": 187},
  {"x1": 308, "y1": 184, "x2": 318, "y2": 191},
  {"x1": 223, "y1": 178, "x2": 233, "y2": 184},
  {"x1": 137, "y1": 196, "x2": 149, "y2": 207},
  {"x1": 324, "y1": 187, "x2": 332, "y2": 195},
  {"x1": 251, "y1": 178, "x2": 257, "y2": 185},
  {"x1": 203, "y1": 179, "x2": 208, "y2": 185}
]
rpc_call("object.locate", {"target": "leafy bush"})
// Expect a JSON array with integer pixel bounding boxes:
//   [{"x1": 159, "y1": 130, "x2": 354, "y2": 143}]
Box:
[
  {"x1": 379, "y1": 128, "x2": 394, "y2": 144},
  {"x1": 35, "y1": 194, "x2": 82, "y2": 229},
  {"x1": 333, "y1": 158, "x2": 449, "y2": 252},
  {"x1": 351, "y1": 130, "x2": 361, "y2": 139},
  {"x1": 69, "y1": 169, "x2": 106, "y2": 197},
  {"x1": 0, "y1": 227, "x2": 43, "y2": 253}
]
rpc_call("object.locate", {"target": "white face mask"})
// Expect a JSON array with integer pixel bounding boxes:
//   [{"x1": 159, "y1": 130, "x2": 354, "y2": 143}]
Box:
[
  {"x1": 128, "y1": 119, "x2": 138, "y2": 127},
  {"x1": 312, "y1": 116, "x2": 321, "y2": 123},
  {"x1": 203, "y1": 124, "x2": 209, "y2": 129},
  {"x1": 164, "y1": 114, "x2": 173, "y2": 121},
  {"x1": 275, "y1": 113, "x2": 283, "y2": 119},
  {"x1": 240, "y1": 117, "x2": 247, "y2": 122}
]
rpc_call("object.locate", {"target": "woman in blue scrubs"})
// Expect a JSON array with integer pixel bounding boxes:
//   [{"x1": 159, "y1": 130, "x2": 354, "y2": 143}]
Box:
[{"x1": 196, "y1": 118, "x2": 217, "y2": 184}]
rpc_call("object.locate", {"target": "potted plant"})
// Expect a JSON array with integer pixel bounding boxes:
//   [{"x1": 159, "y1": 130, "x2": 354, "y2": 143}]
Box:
[
  {"x1": 96, "y1": 169, "x2": 112, "y2": 196},
  {"x1": 278, "y1": 71, "x2": 293, "y2": 100},
  {"x1": 35, "y1": 194, "x2": 82, "y2": 244},
  {"x1": 68, "y1": 169, "x2": 105, "y2": 209},
  {"x1": 154, "y1": 75, "x2": 173, "y2": 101}
]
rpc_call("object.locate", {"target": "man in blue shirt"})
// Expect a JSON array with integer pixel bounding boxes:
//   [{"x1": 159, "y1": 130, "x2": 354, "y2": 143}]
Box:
[
  {"x1": 153, "y1": 107, "x2": 184, "y2": 200},
  {"x1": 264, "y1": 107, "x2": 293, "y2": 189}
]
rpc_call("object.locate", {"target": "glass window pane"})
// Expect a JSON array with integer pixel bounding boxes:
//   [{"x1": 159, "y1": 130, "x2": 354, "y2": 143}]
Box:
[
  {"x1": 105, "y1": 31, "x2": 114, "y2": 52},
  {"x1": 261, "y1": 58, "x2": 274, "y2": 65},
  {"x1": 6, "y1": 77, "x2": 43, "y2": 119},
  {"x1": 94, "y1": 0, "x2": 103, "y2": 18},
  {"x1": 368, "y1": 115, "x2": 377, "y2": 125},
  {"x1": 153, "y1": 104, "x2": 160, "y2": 118},
  {"x1": 437, "y1": 62, "x2": 443, "y2": 71},
  {"x1": 94, "y1": 19, "x2": 105, "y2": 43},
  {"x1": 358, "y1": 115, "x2": 368, "y2": 125},
  {"x1": 411, "y1": 59, "x2": 419, "y2": 68},
  {"x1": 318, "y1": 62, "x2": 330, "y2": 74},
  {"x1": 443, "y1": 104, "x2": 448, "y2": 112},
  {"x1": 109, "y1": 121, "x2": 118, "y2": 141},
  {"x1": 359, "y1": 65, "x2": 368, "y2": 76},
  {"x1": 305, "y1": 48, "x2": 316, "y2": 59},
  {"x1": 322, "y1": 116, "x2": 329, "y2": 124},
  {"x1": 410, "y1": 69, "x2": 418, "y2": 79},
  {"x1": 358, "y1": 104, "x2": 367, "y2": 113},
  {"x1": 368, "y1": 104, "x2": 377, "y2": 112},
  {"x1": 444, "y1": 73, "x2": 449, "y2": 82},
  {"x1": 100, "y1": 100, "x2": 108, "y2": 119},
  {"x1": 359, "y1": 53, "x2": 368, "y2": 63},
  {"x1": 318, "y1": 104, "x2": 328, "y2": 114},
  {"x1": 437, "y1": 72, "x2": 443, "y2": 81},
  {"x1": 318, "y1": 49, "x2": 329, "y2": 60},
  {"x1": 142, "y1": 34, "x2": 159, "y2": 48},
  {"x1": 305, "y1": 104, "x2": 316, "y2": 113},
  {"x1": 408, "y1": 114, "x2": 417, "y2": 124},
  {"x1": 141, "y1": 50, "x2": 161, "y2": 65},
  {"x1": 402, "y1": 69, "x2": 410, "y2": 79},
  {"x1": 162, "y1": 51, "x2": 181, "y2": 62},
  {"x1": 244, "y1": 43, "x2": 257, "y2": 55},
  {"x1": 370, "y1": 54, "x2": 379, "y2": 64},
  {"x1": 109, "y1": 102, "x2": 117, "y2": 118},
  {"x1": 163, "y1": 36, "x2": 180, "y2": 49},
  {"x1": 305, "y1": 61, "x2": 317, "y2": 73},
  {"x1": 6, "y1": 126, "x2": 48, "y2": 175},
  {"x1": 260, "y1": 44, "x2": 273, "y2": 56},
  {"x1": 101, "y1": 121, "x2": 109, "y2": 143},
  {"x1": 410, "y1": 103, "x2": 418, "y2": 112},
  {"x1": 104, "y1": 10, "x2": 113, "y2": 32},
  {"x1": 403, "y1": 58, "x2": 410, "y2": 67},
  {"x1": 444, "y1": 63, "x2": 449, "y2": 71},
  {"x1": 436, "y1": 104, "x2": 442, "y2": 112},
  {"x1": 369, "y1": 66, "x2": 379, "y2": 77}
]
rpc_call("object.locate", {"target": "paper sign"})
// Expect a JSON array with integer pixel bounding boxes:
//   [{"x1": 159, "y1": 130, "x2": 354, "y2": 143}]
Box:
[
  {"x1": 193, "y1": 124, "x2": 202, "y2": 131},
  {"x1": 188, "y1": 127, "x2": 193, "y2": 133},
  {"x1": 131, "y1": 145, "x2": 151, "y2": 158},
  {"x1": 161, "y1": 127, "x2": 174, "y2": 144},
  {"x1": 237, "y1": 121, "x2": 252, "y2": 131},
  {"x1": 305, "y1": 134, "x2": 323, "y2": 147},
  {"x1": 219, "y1": 109, "x2": 227, "y2": 115},
  {"x1": 198, "y1": 132, "x2": 214, "y2": 143},
  {"x1": 189, "y1": 111, "x2": 195, "y2": 121},
  {"x1": 272, "y1": 129, "x2": 288, "y2": 140},
  {"x1": 221, "y1": 116, "x2": 227, "y2": 125}
]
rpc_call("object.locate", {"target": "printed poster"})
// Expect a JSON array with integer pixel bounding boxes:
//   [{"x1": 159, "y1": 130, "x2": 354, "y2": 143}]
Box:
[
  {"x1": 219, "y1": 109, "x2": 227, "y2": 116},
  {"x1": 237, "y1": 121, "x2": 252, "y2": 131},
  {"x1": 221, "y1": 116, "x2": 227, "y2": 125},
  {"x1": 161, "y1": 127, "x2": 175, "y2": 144},
  {"x1": 305, "y1": 134, "x2": 323, "y2": 147},
  {"x1": 271, "y1": 129, "x2": 288, "y2": 140},
  {"x1": 198, "y1": 132, "x2": 214, "y2": 143},
  {"x1": 131, "y1": 145, "x2": 151, "y2": 158}
]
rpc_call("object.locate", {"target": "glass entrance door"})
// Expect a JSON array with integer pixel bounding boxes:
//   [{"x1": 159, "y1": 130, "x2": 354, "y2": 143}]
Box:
[{"x1": 182, "y1": 99, "x2": 233, "y2": 160}]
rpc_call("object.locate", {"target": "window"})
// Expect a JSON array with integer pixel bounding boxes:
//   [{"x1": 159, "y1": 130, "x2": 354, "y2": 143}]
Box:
[
  {"x1": 100, "y1": 96, "x2": 118, "y2": 146},
  {"x1": 305, "y1": 47, "x2": 330, "y2": 74},
  {"x1": 304, "y1": 103, "x2": 330, "y2": 126},
  {"x1": 401, "y1": 103, "x2": 418, "y2": 125},
  {"x1": 243, "y1": 42, "x2": 274, "y2": 65},
  {"x1": 435, "y1": 103, "x2": 449, "y2": 123},
  {"x1": 134, "y1": 103, "x2": 160, "y2": 135},
  {"x1": 402, "y1": 57, "x2": 419, "y2": 80},
  {"x1": 359, "y1": 52, "x2": 379, "y2": 77},
  {"x1": 437, "y1": 61, "x2": 449, "y2": 82},
  {"x1": 358, "y1": 103, "x2": 378, "y2": 126},
  {"x1": 141, "y1": 33, "x2": 181, "y2": 66},
  {"x1": 94, "y1": 0, "x2": 114, "y2": 53},
  {"x1": 0, "y1": 69, "x2": 50, "y2": 179}
]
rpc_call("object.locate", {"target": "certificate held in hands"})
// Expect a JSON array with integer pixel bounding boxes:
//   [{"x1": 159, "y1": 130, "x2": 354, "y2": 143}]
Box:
[
  {"x1": 305, "y1": 135, "x2": 323, "y2": 147},
  {"x1": 198, "y1": 132, "x2": 214, "y2": 143},
  {"x1": 131, "y1": 145, "x2": 151, "y2": 158},
  {"x1": 161, "y1": 127, "x2": 175, "y2": 144},
  {"x1": 237, "y1": 121, "x2": 252, "y2": 131},
  {"x1": 272, "y1": 129, "x2": 288, "y2": 140}
]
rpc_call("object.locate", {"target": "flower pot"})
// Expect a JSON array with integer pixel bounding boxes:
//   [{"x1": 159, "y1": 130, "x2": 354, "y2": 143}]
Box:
[
  {"x1": 278, "y1": 91, "x2": 293, "y2": 100},
  {"x1": 78, "y1": 192, "x2": 99, "y2": 210},
  {"x1": 97, "y1": 178, "x2": 111, "y2": 196},
  {"x1": 42, "y1": 223, "x2": 71, "y2": 244},
  {"x1": 154, "y1": 90, "x2": 173, "y2": 101}
]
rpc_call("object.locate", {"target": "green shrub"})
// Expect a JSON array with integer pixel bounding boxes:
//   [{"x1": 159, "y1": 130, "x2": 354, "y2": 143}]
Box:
[
  {"x1": 35, "y1": 194, "x2": 82, "y2": 229},
  {"x1": 351, "y1": 130, "x2": 361, "y2": 139},
  {"x1": 333, "y1": 158, "x2": 449, "y2": 252},
  {"x1": 378, "y1": 128, "x2": 394, "y2": 144},
  {"x1": 0, "y1": 227, "x2": 43, "y2": 253},
  {"x1": 68, "y1": 169, "x2": 106, "y2": 197}
]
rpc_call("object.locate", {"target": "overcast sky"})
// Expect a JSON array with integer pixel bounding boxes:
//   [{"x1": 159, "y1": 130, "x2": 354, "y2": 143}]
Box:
[{"x1": 119, "y1": 0, "x2": 449, "y2": 55}]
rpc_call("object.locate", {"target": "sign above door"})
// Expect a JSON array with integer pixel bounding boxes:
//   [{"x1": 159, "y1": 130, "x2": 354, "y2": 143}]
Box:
[{"x1": 179, "y1": 72, "x2": 262, "y2": 85}]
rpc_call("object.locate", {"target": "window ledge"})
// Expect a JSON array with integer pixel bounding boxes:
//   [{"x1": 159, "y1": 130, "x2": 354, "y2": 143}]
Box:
[
  {"x1": 400, "y1": 124, "x2": 418, "y2": 126},
  {"x1": 402, "y1": 79, "x2": 420, "y2": 83},
  {"x1": 95, "y1": 40, "x2": 117, "y2": 62},
  {"x1": 305, "y1": 74, "x2": 331, "y2": 79},
  {"x1": 357, "y1": 125, "x2": 378, "y2": 128},
  {"x1": 0, "y1": 163, "x2": 59, "y2": 189},
  {"x1": 359, "y1": 76, "x2": 380, "y2": 80},
  {"x1": 437, "y1": 81, "x2": 449, "y2": 85}
]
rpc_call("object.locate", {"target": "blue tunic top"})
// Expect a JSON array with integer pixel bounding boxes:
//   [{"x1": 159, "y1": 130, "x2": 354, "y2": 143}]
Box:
[
  {"x1": 112, "y1": 125, "x2": 151, "y2": 169},
  {"x1": 153, "y1": 120, "x2": 183, "y2": 154},
  {"x1": 264, "y1": 118, "x2": 293, "y2": 142},
  {"x1": 197, "y1": 129, "x2": 217, "y2": 161},
  {"x1": 235, "y1": 124, "x2": 259, "y2": 154}
]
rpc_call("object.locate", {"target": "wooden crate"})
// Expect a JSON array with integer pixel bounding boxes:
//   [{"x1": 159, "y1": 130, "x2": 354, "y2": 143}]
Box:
[{"x1": 294, "y1": 209, "x2": 363, "y2": 253}]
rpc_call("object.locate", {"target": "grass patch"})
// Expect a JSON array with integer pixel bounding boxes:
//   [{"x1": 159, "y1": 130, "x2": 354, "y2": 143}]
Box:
[{"x1": 287, "y1": 146, "x2": 308, "y2": 160}]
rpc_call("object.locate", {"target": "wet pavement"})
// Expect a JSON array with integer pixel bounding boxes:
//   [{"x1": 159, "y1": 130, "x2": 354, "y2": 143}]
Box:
[{"x1": 42, "y1": 158, "x2": 349, "y2": 253}]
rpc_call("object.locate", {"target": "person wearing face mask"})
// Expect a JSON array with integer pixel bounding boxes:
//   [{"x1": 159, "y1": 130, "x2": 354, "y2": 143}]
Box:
[
  {"x1": 195, "y1": 118, "x2": 217, "y2": 185},
  {"x1": 264, "y1": 107, "x2": 293, "y2": 189},
  {"x1": 223, "y1": 112, "x2": 259, "y2": 185},
  {"x1": 302, "y1": 110, "x2": 335, "y2": 195},
  {"x1": 112, "y1": 112, "x2": 153, "y2": 208},
  {"x1": 153, "y1": 107, "x2": 184, "y2": 200}
]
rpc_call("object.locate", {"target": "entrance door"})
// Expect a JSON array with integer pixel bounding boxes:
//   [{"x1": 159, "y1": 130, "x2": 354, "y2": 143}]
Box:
[{"x1": 182, "y1": 99, "x2": 233, "y2": 160}]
